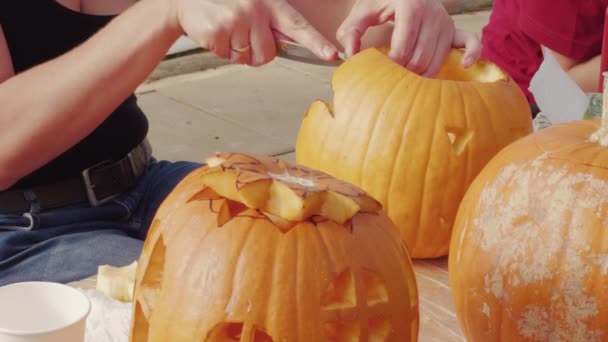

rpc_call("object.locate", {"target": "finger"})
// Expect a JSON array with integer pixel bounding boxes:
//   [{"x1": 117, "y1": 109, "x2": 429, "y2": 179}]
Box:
[
  {"x1": 388, "y1": 0, "x2": 425, "y2": 65},
  {"x1": 269, "y1": 1, "x2": 337, "y2": 60},
  {"x1": 212, "y1": 27, "x2": 232, "y2": 60},
  {"x1": 453, "y1": 29, "x2": 481, "y2": 68},
  {"x1": 250, "y1": 14, "x2": 277, "y2": 66},
  {"x1": 405, "y1": 13, "x2": 444, "y2": 74},
  {"x1": 336, "y1": 1, "x2": 382, "y2": 57},
  {"x1": 230, "y1": 24, "x2": 252, "y2": 65},
  {"x1": 421, "y1": 28, "x2": 453, "y2": 77}
]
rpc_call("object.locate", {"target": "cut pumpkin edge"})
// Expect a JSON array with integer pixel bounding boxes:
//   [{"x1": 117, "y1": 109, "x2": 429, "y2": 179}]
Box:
[{"x1": 189, "y1": 156, "x2": 383, "y2": 230}]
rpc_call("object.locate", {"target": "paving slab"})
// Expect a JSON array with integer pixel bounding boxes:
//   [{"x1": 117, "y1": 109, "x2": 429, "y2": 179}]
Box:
[
  {"x1": 145, "y1": 60, "x2": 334, "y2": 154},
  {"x1": 137, "y1": 90, "x2": 289, "y2": 163},
  {"x1": 442, "y1": 0, "x2": 492, "y2": 14},
  {"x1": 276, "y1": 151, "x2": 296, "y2": 164},
  {"x1": 452, "y1": 10, "x2": 491, "y2": 35}
]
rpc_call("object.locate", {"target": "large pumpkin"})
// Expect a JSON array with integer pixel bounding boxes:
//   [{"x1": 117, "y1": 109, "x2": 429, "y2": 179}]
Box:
[
  {"x1": 295, "y1": 48, "x2": 532, "y2": 259},
  {"x1": 130, "y1": 153, "x2": 419, "y2": 341},
  {"x1": 449, "y1": 116, "x2": 608, "y2": 340}
]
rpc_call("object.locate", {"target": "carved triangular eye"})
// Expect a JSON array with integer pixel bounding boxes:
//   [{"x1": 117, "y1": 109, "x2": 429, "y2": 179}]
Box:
[
  {"x1": 321, "y1": 268, "x2": 357, "y2": 310},
  {"x1": 361, "y1": 269, "x2": 389, "y2": 306},
  {"x1": 215, "y1": 199, "x2": 249, "y2": 227},
  {"x1": 446, "y1": 126, "x2": 474, "y2": 156}
]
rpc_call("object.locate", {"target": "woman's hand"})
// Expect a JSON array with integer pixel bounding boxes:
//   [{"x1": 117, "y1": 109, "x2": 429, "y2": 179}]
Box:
[
  {"x1": 336, "y1": 0, "x2": 481, "y2": 77},
  {"x1": 174, "y1": 0, "x2": 339, "y2": 66}
]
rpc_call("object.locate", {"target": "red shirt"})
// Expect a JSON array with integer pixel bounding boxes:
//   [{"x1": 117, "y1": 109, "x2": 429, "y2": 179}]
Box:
[{"x1": 481, "y1": 0, "x2": 608, "y2": 103}]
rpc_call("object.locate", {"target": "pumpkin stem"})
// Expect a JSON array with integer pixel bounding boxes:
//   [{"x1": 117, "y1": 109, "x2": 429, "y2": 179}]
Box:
[{"x1": 590, "y1": 71, "x2": 608, "y2": 146}]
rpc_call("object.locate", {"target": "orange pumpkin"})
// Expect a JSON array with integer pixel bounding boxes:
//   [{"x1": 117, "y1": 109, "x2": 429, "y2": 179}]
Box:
[
  {"x1": 295, "y1": 47, "x2": 532, "y2": 259},
  {"x1": 130, "y1": 153, "x2": 419, "y2": 341},
  {"x1": 449, "y1": 116, "x2": 608, "y2": 340}
]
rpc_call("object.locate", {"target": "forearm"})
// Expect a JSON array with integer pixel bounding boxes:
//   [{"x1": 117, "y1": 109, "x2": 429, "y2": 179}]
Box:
[
  {"x1": 550, "y1": 49, "x2": 601, "y2": 93},
  {"x1": 566, "y1": 54, "x2": 601, "y2": 93},
  {"x1": 0, "y1": 0, "x2": 181, "y2": 189}
]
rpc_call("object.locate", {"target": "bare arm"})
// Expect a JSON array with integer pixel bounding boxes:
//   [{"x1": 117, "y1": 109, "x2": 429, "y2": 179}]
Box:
[
  {"x1": 0, "y1": 0, "x2": 338, "y2": 190},
  {"x1": 0, "y1": 0, "x2": 181, "y2": 190},
  {"x1": 550, "y1": 49, "x2": 601, "y2": 93}
]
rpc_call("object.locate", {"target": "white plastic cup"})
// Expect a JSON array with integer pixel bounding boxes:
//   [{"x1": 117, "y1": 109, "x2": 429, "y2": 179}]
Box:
[{"x1": 0, "y1": 282, "x2": 91, "y2": 342}]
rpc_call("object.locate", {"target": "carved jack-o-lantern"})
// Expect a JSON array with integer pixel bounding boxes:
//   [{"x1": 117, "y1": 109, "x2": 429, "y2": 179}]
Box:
[
  {"x1": 130, "y1": 153, "x2": 419, "y2": 341},
  {"x1": 295, "y1": 48, "x2": 533, "y2": 258}
]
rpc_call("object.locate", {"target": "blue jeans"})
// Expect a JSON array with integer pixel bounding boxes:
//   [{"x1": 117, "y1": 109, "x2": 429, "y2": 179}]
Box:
[{"x1": 0, "y1": 159, "x2": 202, "y2": 287}]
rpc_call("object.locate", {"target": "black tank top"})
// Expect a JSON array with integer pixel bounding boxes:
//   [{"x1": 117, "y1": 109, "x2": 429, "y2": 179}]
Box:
[{"x1": 0, "y1": 1, "x2": 149, "y2": 189}]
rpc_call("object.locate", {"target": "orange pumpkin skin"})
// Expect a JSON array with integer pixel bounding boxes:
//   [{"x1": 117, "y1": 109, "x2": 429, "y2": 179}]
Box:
[
  {"x1": 130, "y1": 153, "x2": 419, "y2": 342},
  {"x1": 449, "y1": 119, "x2": 608, "y2": 341},
  {"x1": 295, "y1": 47, "x2": 532, "y2": 259}
]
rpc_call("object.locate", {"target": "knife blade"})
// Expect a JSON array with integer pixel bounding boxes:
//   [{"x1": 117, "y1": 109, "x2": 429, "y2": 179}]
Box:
[{"x1": 276, "y1": 39, "x2": 346, "y2": 66}]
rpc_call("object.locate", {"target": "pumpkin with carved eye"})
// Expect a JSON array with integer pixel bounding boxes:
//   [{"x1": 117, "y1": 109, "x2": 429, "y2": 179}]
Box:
[
  {"x1": 448, "y1": 116, "x2": 608, "y2": 341},
  {"x1": 129, "y1": 153, "x2": 419, "y2": 342},
  {"x1": 295, "y1": 48, "x2": 533, "y2": 259}
]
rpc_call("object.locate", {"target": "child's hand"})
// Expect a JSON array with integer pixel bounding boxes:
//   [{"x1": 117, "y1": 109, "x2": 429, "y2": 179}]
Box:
[{"x1": 336, "y1": 0, "x2": 481, "y2": 77}]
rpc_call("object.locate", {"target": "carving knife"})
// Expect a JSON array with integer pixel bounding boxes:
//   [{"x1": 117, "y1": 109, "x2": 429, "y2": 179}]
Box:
[{"x1": 276, "y1": 39, "x2": 346, "y2": 66}]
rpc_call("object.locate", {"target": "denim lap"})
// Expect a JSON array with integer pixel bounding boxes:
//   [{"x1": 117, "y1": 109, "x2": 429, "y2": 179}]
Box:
[{"x1": 0, "y1": 159, "x2": 202, "y2": 286}]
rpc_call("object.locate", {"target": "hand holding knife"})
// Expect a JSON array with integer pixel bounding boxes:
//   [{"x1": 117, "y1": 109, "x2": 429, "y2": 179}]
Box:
[{"x1": 276, "y1": 39, "x2": 346, "y2": 66}]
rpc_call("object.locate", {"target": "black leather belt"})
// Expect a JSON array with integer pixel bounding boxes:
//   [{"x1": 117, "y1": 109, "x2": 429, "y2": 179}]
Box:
[{"x1": 0, "y1": 139, "x2": 152, "y2": 215}]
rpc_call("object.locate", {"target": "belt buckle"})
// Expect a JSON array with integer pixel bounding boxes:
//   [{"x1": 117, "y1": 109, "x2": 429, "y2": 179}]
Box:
[
  {"x1": 81, "y1": 141, "x2": 150, "y2": 207},
  {"x1": 81, "y1": 160, "x2": 118, "y2": 207}
]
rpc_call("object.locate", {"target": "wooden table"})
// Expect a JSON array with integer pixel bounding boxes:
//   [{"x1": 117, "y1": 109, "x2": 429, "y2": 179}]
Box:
[
  {"x1": 70, "y1": 258, "x2": 462, "y2": 341},
  {"x1": 413, "y1": 257, "x2": 464, "y2": 341}
]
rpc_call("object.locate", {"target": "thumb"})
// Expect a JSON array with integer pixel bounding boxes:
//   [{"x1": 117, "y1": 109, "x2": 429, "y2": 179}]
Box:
[
  {"x1": 453, "y1": 29, "x2": 481, "y2": 68},
  {"x1": 337, "y1": 2, "x2": 381, "y2": 57}
]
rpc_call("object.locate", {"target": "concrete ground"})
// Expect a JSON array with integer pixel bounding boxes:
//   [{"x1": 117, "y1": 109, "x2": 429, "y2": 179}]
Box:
[{"x1": 137, "y1": 10, "x2": 491, "y2": 165}]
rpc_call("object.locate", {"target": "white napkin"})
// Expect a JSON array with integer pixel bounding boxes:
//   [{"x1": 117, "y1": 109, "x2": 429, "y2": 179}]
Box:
[
  {"x1": 77, "y1": 289, "x2": 133, "y2": 342},
  {"x1": 529, "y1": 46, "x2": 590, "y2": 127}
]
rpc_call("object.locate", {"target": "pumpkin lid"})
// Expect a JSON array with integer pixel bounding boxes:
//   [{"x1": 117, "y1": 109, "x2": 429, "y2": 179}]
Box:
[{"x1": 196, "y1": 153, "x2": 382, "y2": 227}]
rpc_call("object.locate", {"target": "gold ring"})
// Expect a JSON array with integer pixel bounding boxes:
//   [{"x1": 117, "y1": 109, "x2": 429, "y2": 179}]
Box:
[{"x1": 231, "y1": 45, "x2": 251, "y2": 53}]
